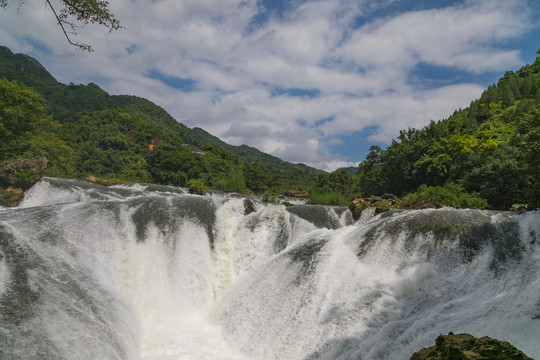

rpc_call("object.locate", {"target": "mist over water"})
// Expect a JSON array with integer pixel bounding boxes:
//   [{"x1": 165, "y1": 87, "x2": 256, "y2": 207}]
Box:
[{"x1": 0, "y1": 178, "x2": 538, "y2": 360}]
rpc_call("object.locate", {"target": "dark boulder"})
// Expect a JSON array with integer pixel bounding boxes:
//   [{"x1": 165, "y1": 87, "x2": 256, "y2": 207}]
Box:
[
  {"x1": 349, "y1": 198, "x2": 369, "y2": 220},
  {"x1": 243, "y1": 198, "x2": 256, "y2": 215}
]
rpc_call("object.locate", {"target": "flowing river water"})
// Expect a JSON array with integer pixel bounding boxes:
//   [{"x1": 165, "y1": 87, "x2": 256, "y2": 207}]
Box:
[{"x1": 0, "y1": 177, "x2": 538, "y2": 359}]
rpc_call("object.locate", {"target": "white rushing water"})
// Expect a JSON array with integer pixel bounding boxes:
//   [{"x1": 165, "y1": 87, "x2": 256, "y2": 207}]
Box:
[{"x1": 0, "y1": 178, "x2": 538, "y2": 360}]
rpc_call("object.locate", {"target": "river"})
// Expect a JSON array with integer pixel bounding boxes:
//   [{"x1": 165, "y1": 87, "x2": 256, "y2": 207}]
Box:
[{"x1": 0, "y1": 177, "x2": 538, "y2": 359}]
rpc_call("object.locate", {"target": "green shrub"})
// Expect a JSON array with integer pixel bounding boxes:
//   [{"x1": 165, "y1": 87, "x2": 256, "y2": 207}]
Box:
[
  {"x1": 11, "y1": 168, "x2": 38, "y2": 189},
  {"x1": 187, "y1": 178, "x2": 208, "y2": 195},
  {"x1": 213, "y1": 172, "x2": 246, "y2": 193},
  {"x1": 402, "y1": 183, "x2": 488, "y2": 209},
  {"x1": 309, "y1": 191, "x2": 350, "y2": 206},
  {"x1": 262, "y1": 191, "x2": 280, "y2": 203}
]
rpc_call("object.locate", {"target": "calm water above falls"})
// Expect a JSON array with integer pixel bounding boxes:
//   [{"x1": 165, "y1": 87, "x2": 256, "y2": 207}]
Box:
[{"x1": 0, "y1": 178, "x2": 538, "y2": 360}]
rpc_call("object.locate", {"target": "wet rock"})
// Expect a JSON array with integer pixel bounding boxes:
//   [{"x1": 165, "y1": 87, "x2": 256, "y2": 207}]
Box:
[
  {"x1": 244, "y1": 198, "x2": 256, "y2": 215},
  {"x1": 283, "y1": 189, "x2": 309, "y2": 198},
  {"x1": 86, "y1": 175, "x2": 127, "y2": 186},
  {"x1": 366, "y1": 196, "x2": 393, "y2": 214},
  {"x1": 349, "y1": 198, "x2": 369, "y2": 220},
  {"x1": 398, "y1": 197, "x2": 441, "y2": 210},
  {"x1": 510, "y1": 204, "x2": 528, "y2": 212},
  {"x1": 410, "y1": 333, "x2": 533, "y2": 360},
  {"x1": 349, "y1": 195, "x2": 395, "y2": 220}
]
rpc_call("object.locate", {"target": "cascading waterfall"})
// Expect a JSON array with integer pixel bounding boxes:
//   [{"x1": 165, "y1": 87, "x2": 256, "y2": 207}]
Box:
[{"x1": 0, "y1": 177, "x2": 538, "y2": 360}]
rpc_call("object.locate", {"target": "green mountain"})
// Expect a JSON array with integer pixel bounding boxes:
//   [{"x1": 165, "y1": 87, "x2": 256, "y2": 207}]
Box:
[
  {"x1": 0, "y1": 45, "x2": 325, "y2": 193},
  {"x1": 0, "y1": 46, "x2": 322, "y2": 176}
]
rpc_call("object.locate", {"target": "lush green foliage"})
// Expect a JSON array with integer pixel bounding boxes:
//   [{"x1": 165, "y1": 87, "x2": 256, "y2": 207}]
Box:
[
  {"x1": 308, "y1": 169, "x2": 359, "y2": 205},
  {"x1": 0, "y1": 46, "x2": 322, "y2": 193},
  {"x1": 212, "y1": 172, "x2": 246, "y2": 193},
  {"x1": 401, "y1": 183, "x2": 488, "y2": 209},
  {"x1": 0, "y1": 78, "x2": 74, "y2": 176},
  {"x1": 187, "y1": 178, "x2": 208, "y2": 195},
  {"x1": 243, "y1": 162, "x2": 283, "y2": 193},
  {"x1": 308, "y1": 191, "x2": 350, "y2": 206},
  {"x1": 357, "y1": 52, "x2": 540, "y2": 209},
  {"x1": 0, "y1": 77, "x2": 277, "y2": 191}
]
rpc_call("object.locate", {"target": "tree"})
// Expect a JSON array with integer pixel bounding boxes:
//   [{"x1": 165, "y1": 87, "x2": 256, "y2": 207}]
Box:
[
  {"x1": 0, "y1": 0, "x2": 122, "y2": 51},
  {"x1": 244, "y1": 162, "x2": 282, "y2": 193},
  {"x1": 0, "y1": 78, "x2": 75, "y2": 175},
  {"x1": 0, "y1": 78, "x2": 49, "y2": 156}
]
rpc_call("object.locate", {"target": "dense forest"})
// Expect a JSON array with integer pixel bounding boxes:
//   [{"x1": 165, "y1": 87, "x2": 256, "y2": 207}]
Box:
[
  {"x1": 1, "y1": 45, "x2": 539, "y2": 209},
  {"x1": 356, "y1": 51, "x2": 540, "y2": 210}
]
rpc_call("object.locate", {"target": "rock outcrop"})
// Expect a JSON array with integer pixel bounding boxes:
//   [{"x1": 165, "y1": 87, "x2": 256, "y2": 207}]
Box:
[
  {"x1": 86, "y1": 175, "x2": 127, "y2": 186},
  {"x1": 283, "y1": 189, "x2": 309, "y2": 198},
  {"x1": 0, "y1": 157, "x2": 48, "y2": 189},
  {"x1": 243, "y1": 198, "x2": 256, "y2": 215},
  {"x1": 0, "y1": 186, "x2": 24, "y2": 207},
  {"x1": 349, "y1": 194, "x2": 397, "y2": 220},
  {"x1": 410, "y1": 333, "x2": 533, "y2": 360},
  {"x1": 0, "y1": 158, "x2": 48, "y2": 207}
]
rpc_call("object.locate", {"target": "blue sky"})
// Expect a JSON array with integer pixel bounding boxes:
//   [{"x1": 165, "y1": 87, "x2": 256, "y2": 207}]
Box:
[{"x1": 1, "y1": 0, "x2": 539, "y2": 171}]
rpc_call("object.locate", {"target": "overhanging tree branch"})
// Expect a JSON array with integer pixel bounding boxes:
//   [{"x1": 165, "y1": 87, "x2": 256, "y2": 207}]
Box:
[
  {"x1": 45, "y1": 0, "x2": 92, "y2": 51},
  {"x1": 1, "y1": 0, "x2": 123, "y2": 51}
]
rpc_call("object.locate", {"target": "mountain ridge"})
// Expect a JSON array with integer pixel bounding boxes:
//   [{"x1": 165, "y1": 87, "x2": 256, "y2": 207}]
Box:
[{"x1": 0, "y1": 45, "x2": 324, "y2": 176}]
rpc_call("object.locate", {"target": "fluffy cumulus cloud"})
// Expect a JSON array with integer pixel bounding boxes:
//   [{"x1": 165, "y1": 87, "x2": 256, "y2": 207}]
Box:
[{"x1": 0, "y1": 0, "x2": 536, "y2": 170}]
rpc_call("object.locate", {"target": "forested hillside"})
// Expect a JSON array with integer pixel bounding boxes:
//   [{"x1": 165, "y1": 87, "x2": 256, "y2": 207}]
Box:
[
  {"x1": 0, "y1": 46, "x2": 321, "y2": 193},
  {"x1": 356, "y1": 51, "x2": 540, "y2": 209}
]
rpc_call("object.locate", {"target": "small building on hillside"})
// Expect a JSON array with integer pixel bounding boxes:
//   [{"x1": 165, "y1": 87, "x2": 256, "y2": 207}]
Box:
[
  {"x1": 149, "y1": 134, "x2": 162, "y2": 150},
  {"x1": 181, "y1": 144, "x2": 205, "y2": 155}
]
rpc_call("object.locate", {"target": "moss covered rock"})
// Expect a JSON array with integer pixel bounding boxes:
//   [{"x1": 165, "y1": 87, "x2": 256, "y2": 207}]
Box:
[
  {"x1": 0, "y1": 158, "x2": 48, "y2": 190},
  {"x1": 349, "y1": 194, "x2": 397, "y2": 220},
  {"x1": 0, "y1": 158, "x2": 48, "y2": 207},
  {"x1": 0, "y1": 186, "x2": 24, "y2": 207},
  {"x1": 349, "y1": 198, "x2": 369, "y2": 220},
  {"x1": 410, "y1": 333, "x2": 533, "y2": 360},
  {"x1": 86, "y1": 175, "x2": 127, "y2": 186}
]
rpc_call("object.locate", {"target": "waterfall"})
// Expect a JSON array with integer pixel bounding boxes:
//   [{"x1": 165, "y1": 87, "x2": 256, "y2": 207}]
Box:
[{"x1": 1, "y1": 178, "x2": 538, "y2": 359}]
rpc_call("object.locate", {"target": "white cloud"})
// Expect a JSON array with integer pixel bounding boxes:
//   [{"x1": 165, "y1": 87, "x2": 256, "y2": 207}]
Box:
[
  {"x1": 338, "y1": 0, "x2": 531, "y2": 73},
  {"x1": 0, "y1": 0, "x2": 535, "y2": 171}
]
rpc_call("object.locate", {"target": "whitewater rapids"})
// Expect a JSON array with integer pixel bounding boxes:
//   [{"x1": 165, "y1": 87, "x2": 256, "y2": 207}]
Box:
[{"x1": 0, "y1": 178, "x2": 538, "y2": 359}]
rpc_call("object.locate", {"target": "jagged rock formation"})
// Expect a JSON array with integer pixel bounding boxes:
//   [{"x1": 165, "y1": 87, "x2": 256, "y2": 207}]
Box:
[{"x1": 410, "y1": 333, "x2": 533, "y2": 360}]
